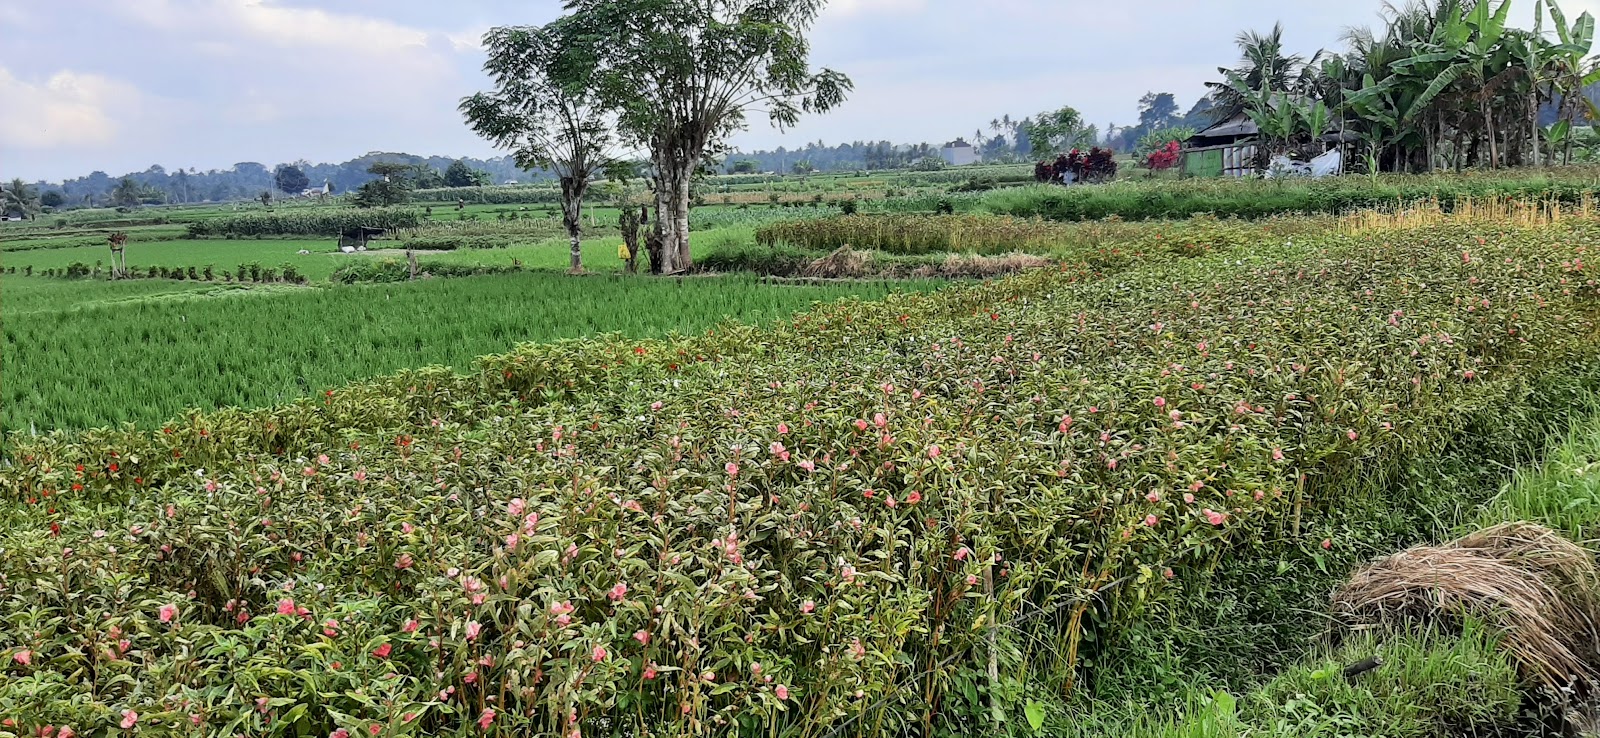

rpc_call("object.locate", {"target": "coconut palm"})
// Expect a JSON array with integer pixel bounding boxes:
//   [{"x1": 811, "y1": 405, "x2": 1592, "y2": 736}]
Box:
[{"x1": 2, "y1": 178, "x2": 38, "y2": 219}]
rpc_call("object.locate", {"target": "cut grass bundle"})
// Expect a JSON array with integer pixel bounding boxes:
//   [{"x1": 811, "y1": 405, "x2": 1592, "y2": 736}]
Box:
[{"x1": 1331, "y1": 522, "x2": 1600, "y2": 692}]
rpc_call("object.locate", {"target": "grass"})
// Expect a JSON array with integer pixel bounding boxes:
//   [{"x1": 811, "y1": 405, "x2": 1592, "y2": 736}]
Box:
[
  {"x1": 1061, "y1": 621, "x2": 1523, "y2": 738},
  {"x1": 2, "y1": 272, "x2": 940, "y2": 431},
  {"x1": 1479, "y1": 396, "x2": 1600, "y2": 540}
]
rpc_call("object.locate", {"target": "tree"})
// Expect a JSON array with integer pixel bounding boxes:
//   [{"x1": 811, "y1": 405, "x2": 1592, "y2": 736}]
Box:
[
  {"x1": 444, "y1": 159, "x2": 491, "y2": 188},
  {"x1": 258, "y1": 190, "x2": 273, "y2": 208},
  {"x1": 791, "y1": 160, "x2": 816, "y2": 174},
  {"x1": 729, "y1": 159, "x2": 761, "y2": 174},
  {"x1": 1138, "y1": 92, "x2": 1180, "y2": 130},
  {"x1": 463, "y1": 23, "x2": 625, "y2": 273},
  {"x1": 39, "y1": 190, "x2": 64, "y2": 208},
  {"x1": 2, "y1": 178, "x2": 38, "y2": 218},
  {"x1": 111, "y1": 177, "x2": 141, "y2": 208},
  {"x1": 351, "y1": 162, "x2": 413, "y2": 208},
  {"x1": 274, "y1": 164, "x2": 310, "y2": 195},
  {"x1": 1024, "y1": 106, "x2": 1096, "y2": 156},
  {"x1": 555, "y1": 0, "x2": 851, "y2": 273}
]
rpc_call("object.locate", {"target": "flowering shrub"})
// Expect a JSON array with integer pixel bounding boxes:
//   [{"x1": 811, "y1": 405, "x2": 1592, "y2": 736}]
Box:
[
  {"x1": 2, "y1": 221, "x2": 1598, "y2": 736},
  {"x1": 1144, "y1": 140, "x2": 1182, "y2": 171},
  {"x1": 1033, "y1": 148, "x2": 1119, "y2": 185}
]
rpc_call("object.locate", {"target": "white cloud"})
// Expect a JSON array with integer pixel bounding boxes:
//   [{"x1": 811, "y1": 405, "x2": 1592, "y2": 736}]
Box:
[{"x1": 0, "y1": 67, "x2": 142, "y2": 149}]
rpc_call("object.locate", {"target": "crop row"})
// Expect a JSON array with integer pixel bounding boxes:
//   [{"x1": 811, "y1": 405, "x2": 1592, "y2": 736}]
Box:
[
  {"x1": 871, "y1": 169, "x2": 1600, "y2": 221},
  {"x1": 184, "y1": 208, "x2": 424, "y2": 237}
]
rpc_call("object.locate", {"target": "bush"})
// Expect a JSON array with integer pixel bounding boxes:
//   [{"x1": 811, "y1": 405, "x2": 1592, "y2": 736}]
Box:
[
  {"x1": 328, "y1": 258, "x2": 526, "y2": 283},
  {"x1": 3, "y1": 220, "x2": 1599, "y2": 736},
  {"x1": 186, "y1": 208, "x2": 422, "y2": 237}
]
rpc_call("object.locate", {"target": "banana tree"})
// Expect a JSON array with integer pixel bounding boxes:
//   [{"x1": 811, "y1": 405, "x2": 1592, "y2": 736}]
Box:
[{"x1": 1542, "y1": 0, "x2": 1597, "y2": 164}]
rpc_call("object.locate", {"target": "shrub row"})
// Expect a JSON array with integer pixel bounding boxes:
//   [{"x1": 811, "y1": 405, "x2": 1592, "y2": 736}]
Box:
[
  {"x1": 3, "y1": 220, "x2": 1598, "y2": 736},
  {"x1": 185, "y1": 208, "x2": 423, "y2": 237},
  {"x1": 412, "y1": 186, "x2": 563, "y2": 205},
  {"x1": 755, "y1": 212, "x2": 1329, "y2": 257},
  {"x1": 870, "y1": 171, "x2": 1600, "y2": 221},
  {"x1": 327, "y1": 258, "x2": 526, "y2": 283}
]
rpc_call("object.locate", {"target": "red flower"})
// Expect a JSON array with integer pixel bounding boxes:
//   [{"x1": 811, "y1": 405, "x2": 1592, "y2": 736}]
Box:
[{"x1": 371, "y1": 643, "x2": 392, "y2": 659}]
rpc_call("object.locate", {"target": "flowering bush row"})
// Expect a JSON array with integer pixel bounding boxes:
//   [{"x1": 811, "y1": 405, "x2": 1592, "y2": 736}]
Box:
[{"x1": 2, "y1": 221, "x2": 1598, "y2": 736}]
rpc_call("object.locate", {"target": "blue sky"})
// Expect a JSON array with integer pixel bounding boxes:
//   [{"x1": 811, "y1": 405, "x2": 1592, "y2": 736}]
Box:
[{"x1": 1, "y1": 0, "x2": 1592, "y2": 181}]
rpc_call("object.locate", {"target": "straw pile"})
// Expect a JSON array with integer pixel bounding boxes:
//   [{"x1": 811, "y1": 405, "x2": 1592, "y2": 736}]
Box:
[{"x1": 1331, "y1": 522, "x2": 1600, "y2": 692}]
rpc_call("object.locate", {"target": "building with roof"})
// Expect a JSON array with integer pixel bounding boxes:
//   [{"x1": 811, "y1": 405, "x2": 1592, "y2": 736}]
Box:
[{"x1": 940, "y1": 139, "x2": 978, "y2": 167}]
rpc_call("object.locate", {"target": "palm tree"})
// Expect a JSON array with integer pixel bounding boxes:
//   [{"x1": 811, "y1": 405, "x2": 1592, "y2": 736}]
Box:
[
  {"x1": 1208, "y1": 23, "x2": 1306, "y2": 120},
  {"x1": 2, "y1": 178, "x2": 38, "y2": 219}
]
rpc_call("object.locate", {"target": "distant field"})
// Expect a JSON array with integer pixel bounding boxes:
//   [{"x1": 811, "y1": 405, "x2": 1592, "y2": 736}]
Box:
[{"x1": 2, "y1": 272, "x2": 940, "y2": 431}]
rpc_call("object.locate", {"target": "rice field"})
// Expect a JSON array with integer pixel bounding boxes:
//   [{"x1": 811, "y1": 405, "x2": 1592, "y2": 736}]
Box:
[{"x1": 2, "y1": 272, "x2": 939, "y2": 431}]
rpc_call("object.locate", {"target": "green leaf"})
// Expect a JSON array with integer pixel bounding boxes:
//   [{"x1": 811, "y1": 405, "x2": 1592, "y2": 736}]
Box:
[{"x1": 1025, "y1": 700, "x2": 1046, "y2": 732}]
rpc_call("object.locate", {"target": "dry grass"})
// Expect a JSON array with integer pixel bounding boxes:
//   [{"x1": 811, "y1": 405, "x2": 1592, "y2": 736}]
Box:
[
  {"x1": 1339, "y1": 194, "x2": 1600, "y2": 234},
  {"x1": 1331, "y1": 522, "x2": 1600, "y2": 692}
]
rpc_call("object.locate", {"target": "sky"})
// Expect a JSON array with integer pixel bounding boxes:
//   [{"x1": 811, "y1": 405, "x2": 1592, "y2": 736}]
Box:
[{"x1": 2, "y1": 0, "x2": 1596, "y2": 182}]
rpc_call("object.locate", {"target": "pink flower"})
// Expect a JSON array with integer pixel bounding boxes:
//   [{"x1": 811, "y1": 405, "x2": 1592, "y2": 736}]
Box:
[
  {"x1": 466, "y1": 621, "x2": 482, "y2": 641},
  {"x1": 1144, "y1": 515, "x2": 1159, "y2": 527},
  {"x1": 477, "y1": 710, "x2": 496, "y2": 730},
  {"x1": 159, "y1": 603, "x2": 179, "y2": 624},
  {"x1": 849, "y1": 638, "x2": 866, "y2": 660},
  {"x1": 724, "y1": 461, "x2": 740, "y2": 478},
  {"x1": 906, "y1": 491, "x2": 922, "y2": 504},
  {"x1": 634, "y1": 630, "x2": 651, "y2": 645},
  {"x1": 12, "y1": 650, "x2": 31, "y2": 666},
  {"x1": 403, "y1": 619, "x2": 420, "y2": 633},
  {"x1": 317, "y1": 454, "x2": 330, "y2": 466},
  {"x1": 507, "y1": 498, "x2": 526, "y2": 517},
  {"x1": 120, "y1": 711, "x2": 138, "y2": 729},
  {"x1": 776, "y1": 684, "x2": 790, "y2": 700},
  {"x1": 59, "y1": 728, "x2": 76, "y2": 738},
  {"x1": 777, "y1": 422, "x2": 789, "y2": 434},
  {"x1": 1271, "y1": 448, "x2": 1284, "y2": 461},
  {"x1": 331, "y1": 730, "x2": 349, "y2": 738},
  {"x1": 1346, "y1": 430, "x2": 1359, "y2": 441},
  {"x1": 927, "y1": 445, "x2": 942, "y2": 459},
  {"x1": 1183, "y1": 493, "x2": 1195, "y2": 504},
  {"x1": 650, "y1": 401, "x2": 663, "y2": 411},
  {"x1": 354, "y1": 470, "x2": 367, "y2": 482},
  {"x1": 504, "y1": 533, "x2": 520, "y2": 548},
  {"x1": 644, "y1": 663, "x2": 659, "y2": 679},
  {"x1": 1145, "y1": 491, "x2": 1161, "y2": 503},
  {"x1": 798, "y1": 459, "x2": 815, "y2": 472},
  {"x1": 801, "y1": 600, "x2": 816, "y2": 614},
  {"x1": 591, "y1": 645, "x2": 607, "y2": 662},
  {"x1": 873, "y1": 413, "x2": 888, "y2": 429},
  {"x1": 966, "y1": 574, "x2": 978, "y2": 585},
  {"x1": 371, "y1": 643, "x2": 392, "y2": 659},
  {"x1": 1321, "y1": 538, "x2": 1333, "y2": 550},
  {"x1": 954, "y1": 547, "x2": 970, "y2": 561},
  {"x1": 854, "y1": 419, "x2": 869, "y2": 432},
  {"x1": 402, "y1": 713, "x2": 417, "y2": 724},
  {"x1": 276, "y1": 598, "x2": 296, "y2": 616},
  {"x1": 608, "y1": 581, "x2": 628, "y2": 602},
  {"x1": 367, "y1": 725, "x2": 380, "y2": 736},
  {"x1": 323, "y1": 619, "x2": 340, "y2": 637},
  {"x1": 395, "y1": 553, "x2": 414, "y2": 570},
  {"x1": 1153, "y1": 397, "x2": 1166, "y2": 408},
  {"x1": 1204, "y1": 509, "x2": 1226, "y2": 526}
]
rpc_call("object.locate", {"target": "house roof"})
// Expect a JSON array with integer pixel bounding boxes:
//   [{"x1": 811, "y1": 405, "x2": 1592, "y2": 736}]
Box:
[
  {"x1": 1194, "y1": 111, "x2": 1258, "y2": 139},
  {"x1": 942, "y1": 140, "x2": 973, "y2": 149}
]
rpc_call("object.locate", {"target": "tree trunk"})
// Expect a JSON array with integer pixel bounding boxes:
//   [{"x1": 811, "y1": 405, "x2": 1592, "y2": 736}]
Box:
[
  {"x1": 560, "y1": 176, "x2": 586, "y2": 273},
  {"x1": 1530, "y1": 90, "x2": 1541, "y2": 168},
  {"x1": 652, "y1": 153, "x2": 694, "y2": 274},
  {"x1": 1483, "y1": 98, "x2": 1499, "y2": 168}
]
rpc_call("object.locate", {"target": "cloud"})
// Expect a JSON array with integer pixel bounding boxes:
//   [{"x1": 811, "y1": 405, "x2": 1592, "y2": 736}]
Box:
[{"x1": 0, "y1": 67, "x2": 142, "y2": 149}]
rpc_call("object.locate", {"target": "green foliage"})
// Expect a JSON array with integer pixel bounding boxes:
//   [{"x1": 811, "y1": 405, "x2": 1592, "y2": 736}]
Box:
[
  {"x1": 3, "y1": 218, "x2": 1598, "y2": 735},
  {"x1": 962, "y1": 173, "x2": 1600, "y2": 222},
  {"x1": 443, "y1": 159, "x2": 492, "y2": 188},
  {"x1": 1061, "y1": 623, "x2": 1523, "y2": 738},
  {"x1": 1, "y1": 273, "x2": 926, "y2": 431},
  {"x1": 1024, "y1": 105, "x2": 1097, "y2": 156},
  {"x1": 1135, "y1": 127, "x2": 1197, "y2": 158},
  {"x1": 274, "y1": 164, "x2": 310, "y2": 195},
  {"x1": 185, "y1": 208, "x2": 422, "y2": 237}
]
